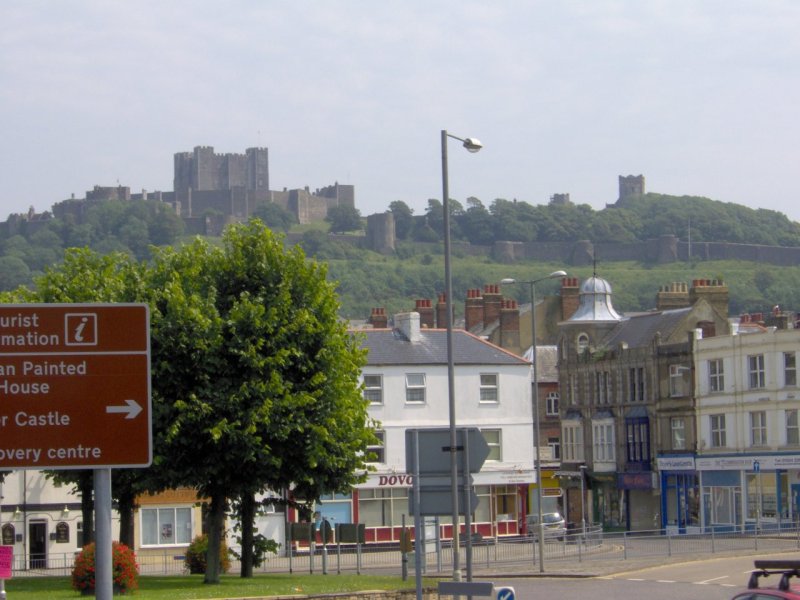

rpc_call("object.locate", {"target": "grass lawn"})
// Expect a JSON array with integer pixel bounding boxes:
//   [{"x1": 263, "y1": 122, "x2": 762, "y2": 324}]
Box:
[{"x1": 4, "y1": 573, "x2": 429, "y2": 599}]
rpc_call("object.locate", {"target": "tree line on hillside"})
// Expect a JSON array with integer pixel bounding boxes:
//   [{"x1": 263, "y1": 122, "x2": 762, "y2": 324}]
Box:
[
  {"x1": 386, "y1": 194, "x2": 800, "y2": 247},
  {"x1": 0, "y1": 221, "x2": 374, "y2": 584},
  {"x1": 2, "y1": 191, "x2": 799, "y2": 300}
]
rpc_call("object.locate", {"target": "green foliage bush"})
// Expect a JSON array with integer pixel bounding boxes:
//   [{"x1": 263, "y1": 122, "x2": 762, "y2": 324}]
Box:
[{"x1": 184, "y1": 534, "x2": 231, "y2": 575}]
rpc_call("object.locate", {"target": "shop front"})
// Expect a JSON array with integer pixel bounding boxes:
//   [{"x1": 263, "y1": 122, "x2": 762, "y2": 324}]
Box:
[
  {"x1": 696, "y1": 454, "x2": 800, "y2": 532},
  {"x1": 349, "y1": 468, "x2": 534, "y2": 543},
  {"x1": 617, "y1": 471, "x2": 657, "y2": 531},
  {"x1": 526, "y1": 469, "x2": 565, "y2": 532},
  {"x1": 657, "y1": 455, "x2": 700, "y2": 533}
]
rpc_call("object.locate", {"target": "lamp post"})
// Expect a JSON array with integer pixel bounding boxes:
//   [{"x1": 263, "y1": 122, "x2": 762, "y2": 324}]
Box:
[
  {"x1": 579, "y1": 464, "x2": 588, "y2": 541},
  {"x1": 441, "y1": 130, "x2": 482, "y2": 581},
  {"x1": 501, "y1": 270, "x2": 567, "y2": 573}
]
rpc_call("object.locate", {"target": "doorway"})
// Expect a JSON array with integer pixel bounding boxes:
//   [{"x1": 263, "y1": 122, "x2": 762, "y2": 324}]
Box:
[{"x1": 28, "y1": 520, "x2": 47, "y2": 569}]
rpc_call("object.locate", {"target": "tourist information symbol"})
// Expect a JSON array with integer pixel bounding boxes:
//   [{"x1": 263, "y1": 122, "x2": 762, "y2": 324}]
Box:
[{"x1": 0, "y1": 304, "x2": 151, "y2": 469}]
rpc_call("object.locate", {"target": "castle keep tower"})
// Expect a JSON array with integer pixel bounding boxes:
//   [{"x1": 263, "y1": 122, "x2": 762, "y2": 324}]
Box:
[{"x1": 618, "y1": 174, "x2": 645, "y2": 201}]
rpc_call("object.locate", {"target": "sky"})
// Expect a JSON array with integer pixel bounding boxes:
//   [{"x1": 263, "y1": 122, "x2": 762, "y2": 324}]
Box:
[{"x1": 2, "y1": 1, "x2": 799, "y2": 224}]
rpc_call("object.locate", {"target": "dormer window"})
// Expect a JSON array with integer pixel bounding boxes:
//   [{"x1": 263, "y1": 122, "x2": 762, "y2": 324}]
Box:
[{"x1": 577, "y1": 333, "x2": 589, "y2": 355}]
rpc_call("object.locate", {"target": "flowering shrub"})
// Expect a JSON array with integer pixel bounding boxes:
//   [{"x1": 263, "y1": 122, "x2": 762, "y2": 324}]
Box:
[
  {"x1": 184, "y1": 534, "x2": 231, "y2": 574},
  {"x1": 71, "y1": 541, "x2": 139, "y2": 595}
]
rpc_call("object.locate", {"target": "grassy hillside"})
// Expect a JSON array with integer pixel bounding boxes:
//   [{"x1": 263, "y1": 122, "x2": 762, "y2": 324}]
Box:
[{"x1": 327, "y1": 253, "x2": 798, "y2": 321}]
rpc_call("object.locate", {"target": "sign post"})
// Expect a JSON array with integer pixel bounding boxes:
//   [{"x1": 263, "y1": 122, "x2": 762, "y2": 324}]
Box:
[
  {"x1": 0, "y1": 545, "x2": 12, "y2": 600},
  {"x1": 406, "y1": 427, "x2": 490, "y2": 588},
  {"x1": 0, "y1": 303, "x2": 151, "y2": 600}
]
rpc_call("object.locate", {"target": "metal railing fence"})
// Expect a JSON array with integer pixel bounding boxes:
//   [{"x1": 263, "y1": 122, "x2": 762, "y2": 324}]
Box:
[{"x1": 10, "y1": 524, "x2": 800, "y2": 578}]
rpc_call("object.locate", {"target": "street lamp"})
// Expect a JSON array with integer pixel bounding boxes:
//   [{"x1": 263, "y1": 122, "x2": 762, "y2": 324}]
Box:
[
  {"x1": 442, "y1": 130, "x2": 482, "y2": 581},
  {"x1": 579, "y1": 464, "x2": 588, "y2": 541},
  {"x1": 500, "y1": 270, "x2": 567, "y2": 573}
]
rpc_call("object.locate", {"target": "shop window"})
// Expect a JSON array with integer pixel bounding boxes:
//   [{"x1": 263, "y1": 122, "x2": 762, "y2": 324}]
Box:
[
  {"x1": 357, "y1": 488, "x2": 407, "y2": 527},
  {"x1": 746, "y1": 472, "x2": 777, "y2": 519},
  {"x1": 702, "y1": 486, "x2": 741, "y2": 525}
]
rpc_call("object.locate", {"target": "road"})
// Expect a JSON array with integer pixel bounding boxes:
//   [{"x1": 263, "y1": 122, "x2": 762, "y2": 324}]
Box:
[{"x1": 489, "y1": 553, "x2": 795, "y2": 600}]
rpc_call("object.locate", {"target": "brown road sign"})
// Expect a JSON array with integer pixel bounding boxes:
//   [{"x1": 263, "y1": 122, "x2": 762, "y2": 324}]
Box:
[{"x1": 0, "y1": 304, "x2": 151, "y2": 469}]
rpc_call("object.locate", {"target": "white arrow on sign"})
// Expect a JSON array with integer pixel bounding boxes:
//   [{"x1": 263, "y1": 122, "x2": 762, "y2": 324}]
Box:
[{"x1": 106, "y1": 399, "x2": 143, "y2": 420}]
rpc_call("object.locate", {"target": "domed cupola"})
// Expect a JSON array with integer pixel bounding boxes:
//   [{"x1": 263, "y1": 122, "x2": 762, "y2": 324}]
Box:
[{"x1": 568, "y1": 276, "x2": 622, "y2": 322}]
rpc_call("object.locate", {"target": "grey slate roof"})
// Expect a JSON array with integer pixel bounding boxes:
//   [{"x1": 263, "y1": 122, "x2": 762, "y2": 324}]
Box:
[
  {"x1": 602, "y1": 307, "x2": 693, "y2": 349},
  {"x1": 357, "y1": 328, "x2": 530, "y2": 367}
]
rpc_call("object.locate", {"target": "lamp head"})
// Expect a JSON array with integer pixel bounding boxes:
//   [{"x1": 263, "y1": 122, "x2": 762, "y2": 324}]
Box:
[
  {"x1": 500, "y1": 278, "x2": 516, "y2": 285},
  {"x1": 549, "y1": 270, "x2": 568, "y2": 279},
  {"x1": 462, "y1": 138, "x2": 482, "y2": 153}
]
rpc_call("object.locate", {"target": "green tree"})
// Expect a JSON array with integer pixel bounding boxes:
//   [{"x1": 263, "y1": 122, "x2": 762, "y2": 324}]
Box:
[
  {"x1": 326, "y1": 205, "x2": 363, "y2": 233},
  {"x1": 145, "y1": 219, "x2": 373, "y2": 582},
  {"x1": 0, "y1": 256, "x2": 31, "y2": 290},
  {"x1": 252, "y1": 202, "x2": 297, "y2": 232},
  {"x1": 388, "y1": 201, "x2": 414, "y2": 240}
]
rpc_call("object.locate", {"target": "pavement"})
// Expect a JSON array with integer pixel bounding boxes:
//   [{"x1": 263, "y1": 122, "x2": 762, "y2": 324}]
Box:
[{"x1": 467, "y1": 547, "x2": 800, "y2": 579}]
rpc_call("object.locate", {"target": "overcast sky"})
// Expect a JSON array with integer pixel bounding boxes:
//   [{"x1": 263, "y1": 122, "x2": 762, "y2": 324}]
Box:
[{"x1": 2, "y1": 1, "x2": 799, "y2": 225}]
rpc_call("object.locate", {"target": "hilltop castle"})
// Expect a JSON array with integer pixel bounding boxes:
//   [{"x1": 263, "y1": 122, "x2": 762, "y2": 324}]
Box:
[{"x1": 37, "y1": 146, "x2": 355, "y2": 237}]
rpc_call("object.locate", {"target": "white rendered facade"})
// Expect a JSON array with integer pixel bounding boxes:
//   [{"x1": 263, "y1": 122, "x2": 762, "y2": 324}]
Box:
[
  {"x1": 695, "y1": 326, "x2": 800, "y2": 530},
  {"x1": 335, "y1": 312, "x2": 534, "y2": 542}
]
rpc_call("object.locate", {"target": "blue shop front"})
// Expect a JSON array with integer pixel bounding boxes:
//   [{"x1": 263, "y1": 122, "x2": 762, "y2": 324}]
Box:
[
  {"x1": 695, "y1": 454, "x2": 800, "y2": 532},
  {"x1": 657, "y1": 455, "x2": 700, "y2": 534}
]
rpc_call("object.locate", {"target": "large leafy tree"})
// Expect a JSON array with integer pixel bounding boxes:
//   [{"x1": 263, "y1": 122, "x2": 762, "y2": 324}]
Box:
[
  {"x1": 325, "y1": 205, "x2": 363, "y2": 233},
  {"x1": 146, "y1": 220, "x2": 373, "y2": 582}
]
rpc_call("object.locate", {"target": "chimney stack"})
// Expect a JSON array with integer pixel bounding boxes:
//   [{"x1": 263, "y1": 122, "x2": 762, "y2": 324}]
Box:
[
  {"x1": 499, "y1": 299, "x2": 520, "y2": 350},
  {"x1": 690, "y1": 278, "x2": 729, "y2": 320},
  {"x1": 436, "y1": 293, "x2": 449, "y2": 328},
  {"x1": 656, "y1": 282, "x2": 690, "y2": 311},
  {"x1": 395, "y1": 312, "x2": 421, "y2": 342},
  {"x1": 561, "y1": 277, "x2": 580, "y2": 320},
  {"x1": 415, "y1": 298, "x2": 435, "y2": 328},
  {"x1": 368, "y1": 307, "x2": 388, "y2": 329},
  {"x1": 464, "y1": 288, "x2": 484, "y2": 332},
  {"x1": 482, "y1": 284, "x2": 502, "y2": 328}
]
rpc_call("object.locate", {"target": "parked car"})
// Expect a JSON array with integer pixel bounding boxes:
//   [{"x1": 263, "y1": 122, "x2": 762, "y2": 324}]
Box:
[
  {"x1": 731, "y1": 560, "x2": 800, "y2": 600},
  {"x1": 526, "y1": 512, "x2": 566, "y2": 541}
]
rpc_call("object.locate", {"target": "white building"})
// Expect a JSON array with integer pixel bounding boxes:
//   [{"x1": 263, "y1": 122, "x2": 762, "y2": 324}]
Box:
[
  {"x1": 695, "y1": 322, "x2": 800, "y2": 531},
  {"x1": 0, "y1": 470, "x2": 95, "y2": 569},
  {"x1": 324, "y1": 311, "x2": 534, "y2": 543}
]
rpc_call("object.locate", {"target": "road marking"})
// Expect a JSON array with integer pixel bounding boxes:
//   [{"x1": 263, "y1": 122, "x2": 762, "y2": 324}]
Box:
[
  {"x1": 656, "y1": 580, "x2": 676, "y2": 583},
  {"x1": 697, "y1": 576, "x2": 729, "y2": 584},
  {"x1": 627, "y1": 578, "x2": 645, "y2": 581}
]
